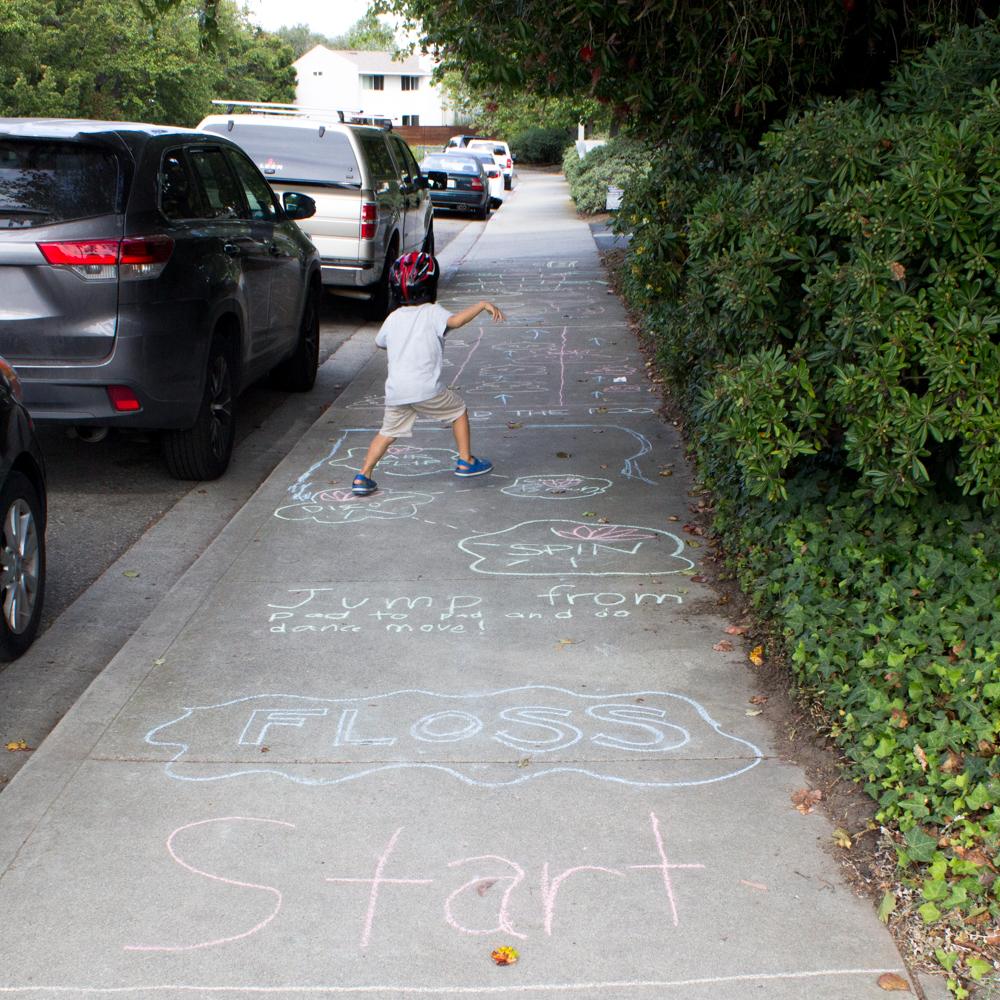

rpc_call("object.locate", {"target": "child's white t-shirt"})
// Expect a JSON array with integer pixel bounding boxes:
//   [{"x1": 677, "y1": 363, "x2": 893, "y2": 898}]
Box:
[{"x1": 376, "y1": 303, "x2": 453, "y2": 405}]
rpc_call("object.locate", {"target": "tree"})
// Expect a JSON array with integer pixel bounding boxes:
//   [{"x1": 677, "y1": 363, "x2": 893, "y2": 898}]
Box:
[
  {"x1": 374, "y1": 0, "x2": 994, "y2": 138},
  {"x1": 273, "y1": 23, "x2": 332, "y2": 60},
  {"x1": 0, "y1": 0, "x2": 294, "y2": 126},
  {"x1": 273, "y1": 14, "x2": 398, "y2": 60}
]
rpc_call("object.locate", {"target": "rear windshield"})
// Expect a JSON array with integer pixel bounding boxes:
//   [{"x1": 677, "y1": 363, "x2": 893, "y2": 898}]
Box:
[
  {"x1": 0, "y1": 140, "x2": 119, "y2": 229},
  {"x1": 202, "y1": 123, "x2": 360, "y2": 187},
  {"x1": 422, "y1": 155, "x2": 479, "y2": 173}
]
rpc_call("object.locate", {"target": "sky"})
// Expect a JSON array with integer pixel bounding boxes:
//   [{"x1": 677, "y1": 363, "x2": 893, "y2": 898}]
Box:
[{"x1": 245, "y1": 0, "x2": 377, "y2": 37}]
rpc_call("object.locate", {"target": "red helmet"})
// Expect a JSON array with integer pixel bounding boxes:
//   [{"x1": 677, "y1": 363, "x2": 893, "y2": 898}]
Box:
[{"x1": 388, "y1": 252, "x2": 439, "y2": 304}]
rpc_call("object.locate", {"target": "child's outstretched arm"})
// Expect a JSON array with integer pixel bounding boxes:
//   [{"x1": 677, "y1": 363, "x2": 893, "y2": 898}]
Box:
[{"x1": 446, "y1": 300, "x2": 506, "y2": 329}]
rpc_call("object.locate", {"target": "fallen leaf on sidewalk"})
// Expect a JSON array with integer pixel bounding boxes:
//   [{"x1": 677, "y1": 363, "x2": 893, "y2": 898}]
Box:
[
  {"x1": 556, "y1": 452, "x2": 571, "y2": 458},
  {"x1": 715, "y1": 594, "x2": 730, "y2": 604},
  {"x1": 5, "y1": 740, "x2": 33, "y2": 751},
  {"x1": 877, "y1": 891, "x2": 896, "y2": 923},
  {"x1": 492, "y1": 947, "x2": 518, "y2": 966},
  {"x1": 666, "y1": 515, "x2": 679, "y2": 521},
  {"x1": 659, "y1": 470, "x2": 672, "y2": 476},
  {"x1": 740, "y1": 880, "x2": 768, "y2": 890},
  {"x1": 713, "y1": 640, "x2": 734, "y2": 651},
  {"x1": 598, "y1": 518, "x2": 611, "y2": 523},
  {"x1": 691, "y1": 575, "x2": 708, "y2": 582},
  {"x1": 746, "y1": 709, "x2": 762, "y2": 716},
  {"x1": 749, "y1": 695, "x2": 768, "y2": 705},
  {"x1": 583, "y1": 511, "x2": 596, "y2": 516},
  {"x1": 876, "y1": 973, "x2": 910, "y2": 991},
  {"x1": 687, "y1": 540, "x2": 701, "y2": 548},
  {"x1": 726, "y1": 626, "x2": 748, "y2": 635},
  {"x1": 517, "y1": 758, "x2": 531, "y2": 768},
  {"x1": 154, "y1": 658, "x2": 165, "y2": 665},
  {"x1": 750, "y1": 646, "x2": 764, "y2": 666},
  {"x1": 123, "y1": 570, "x2": 139, "y2": 578},
  {"x1": 508, "y1": 422, "x2": 522, "y2": 429},
  {"x1": 599, "y1": 464, "x2": 608, "y2": 468},
  {"x1": 197, "y1": 489, "x2": 207, "y2": 493},
  {"x1": 791, "y1": 789, "x2": 822, "y2": 814},
  {"x1": 833, "y1": 828, "x2": 853, "y2": 848},
  {"x1": 677, "y1": 588, "x2": 689, "y2": 594},
  {"x1": 596, "y1": 407, "x2": 608, "y2": 413},
  {"x1": 548, "y1": 489, "x2": 566, "y2": 494},
  {"x1": 682, "y1": 524, "x2": 704, "y2": 535},
  {"x1": 477, "y1": 880, "x2": 497, "y2": 895}
]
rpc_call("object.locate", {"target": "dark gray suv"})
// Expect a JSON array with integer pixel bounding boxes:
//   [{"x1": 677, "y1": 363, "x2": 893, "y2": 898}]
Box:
[{"x1": 0, "y1": 119, "x2": 322, "y2": 480}]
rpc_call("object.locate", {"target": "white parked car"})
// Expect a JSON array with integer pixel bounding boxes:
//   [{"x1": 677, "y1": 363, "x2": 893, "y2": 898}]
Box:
[
  {"x1": 457, "y1": 152, "x2": 505, "y2": 208},
  {"x1": 469, "y1": 139, "x2": 514, "y2": 190}
]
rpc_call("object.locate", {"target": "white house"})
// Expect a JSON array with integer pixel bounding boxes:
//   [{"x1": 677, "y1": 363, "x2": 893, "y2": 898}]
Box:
[{"x1": 293, "y1": 47, "x2": 454, "y2": 127}]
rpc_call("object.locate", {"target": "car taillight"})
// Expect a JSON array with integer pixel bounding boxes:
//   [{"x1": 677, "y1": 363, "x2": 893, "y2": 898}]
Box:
[
  {"x1": 0, "y1": 358, "x2": 22, "y2": 401},
  {"x1": 106, "y1": 385, "x2": 141, "y2": 412},
  {"x1": 37, "y1": 240, "x2": 118, "y2": 280},
  {"x1": 361, "y1": 202, "x2": 377, "y2": 239},
  {"x1": 507, "y1": 158, "x2": 512, "y2": 169},
  {"x1": 36, "y1": 237, "x2": 174, "y2": 281},
  {"x1": 119, "y1": 236, "x2": 174, "y2": 280},
  {"x1": 470, "y1": 178, "x2": 484, "y2": 191}
]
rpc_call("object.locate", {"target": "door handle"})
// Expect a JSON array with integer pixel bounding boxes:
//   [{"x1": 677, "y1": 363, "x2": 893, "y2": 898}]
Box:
[{"x1": 223, "y1": 243, "x2": 241, "y2": 257}]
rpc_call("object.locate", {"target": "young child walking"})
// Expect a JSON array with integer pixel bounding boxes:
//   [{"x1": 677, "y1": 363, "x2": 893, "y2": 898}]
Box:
[{"x1": 352, "y1": 252, "x2": 506, "y2": 496}]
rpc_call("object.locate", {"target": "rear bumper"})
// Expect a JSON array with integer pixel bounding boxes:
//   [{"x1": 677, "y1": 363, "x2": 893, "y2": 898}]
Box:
[
  {"x1": 430, "y1": 192, "x2": 487, "y2": 211},
  {"x1": 20, "y1": 378, "x2": 201, "y2": 428},
  {"x1": 320, "y1": 261, "x2": 379, "y2": 288}
]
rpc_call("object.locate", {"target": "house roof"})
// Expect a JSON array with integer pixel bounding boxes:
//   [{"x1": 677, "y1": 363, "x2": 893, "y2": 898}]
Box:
[{"x1": 294, "y1": 46, "x2": 430, "y2": 76}]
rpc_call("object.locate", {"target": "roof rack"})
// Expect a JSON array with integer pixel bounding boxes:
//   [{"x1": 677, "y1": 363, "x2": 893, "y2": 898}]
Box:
[{"x1": 209, "y1": 101, "x2": 394, "y2": 129}]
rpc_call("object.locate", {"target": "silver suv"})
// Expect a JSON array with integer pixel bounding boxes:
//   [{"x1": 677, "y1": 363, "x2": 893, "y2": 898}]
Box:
[{"x1": 198, "y1": 105, "x2": 434, "y2": 318}]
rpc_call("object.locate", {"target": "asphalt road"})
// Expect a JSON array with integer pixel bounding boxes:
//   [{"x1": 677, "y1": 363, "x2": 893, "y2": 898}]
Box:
[{"x1": 31, "y1": 214, "x2": 472, "y2": 635}]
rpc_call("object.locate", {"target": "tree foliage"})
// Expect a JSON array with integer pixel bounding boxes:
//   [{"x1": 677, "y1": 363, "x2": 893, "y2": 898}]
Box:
[
  {"x1": 0, "y1": 0, "x2": 295, "y2": 126},
  {"x1": 274, "y1": 13, "x2": 398, "y2": 61},
  {"x1": 377, "y1": 0, "x2": 994, "y2": 138}
]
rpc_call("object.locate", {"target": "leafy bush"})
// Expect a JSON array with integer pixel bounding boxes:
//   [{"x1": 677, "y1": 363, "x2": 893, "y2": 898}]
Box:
[
  {"x1": 509, "y1": 126, "x2": 572, "y2": 164},
  {"x1": 716, "y1": 471, "x2": 1000, "y2": 833},
  {"x1": 563, "y1": 138, "x2": 644, "y2": 214},
  {"x1": 621, "y1": 23, "x2": 1000, "y2": 509}
]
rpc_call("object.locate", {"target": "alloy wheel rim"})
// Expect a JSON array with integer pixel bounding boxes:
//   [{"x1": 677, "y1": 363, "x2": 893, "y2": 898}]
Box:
[
  {"x1": 0, "y1": 498, "x2": 39, "y2": 634},
  {"x1": 208, "y1": 356, "x2": 233, "y2": 460}
]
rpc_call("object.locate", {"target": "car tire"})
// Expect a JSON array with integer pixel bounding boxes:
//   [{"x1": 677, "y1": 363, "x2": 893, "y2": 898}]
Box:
[
  {"x1": 422, "y1": 221, "x2": 435, "y2": 256},
  {"x1": 367, "y1": 238, "x2": 399, "y2": 322},
  {"x1": 0, "y1": 471, "x2": 45, "y2": 661},
  {"x1": 476, "y1": 200, "x2": 490, "y2": 221},
  {"x1": 162, "y1": 334, "x2": 235, "y2": 481},
  {"x1": 271, "y1": 283, "x2": 320, "y2": 392},
  {"x1": 504, "y1": 176, "x2": 511, "y2": 191}
]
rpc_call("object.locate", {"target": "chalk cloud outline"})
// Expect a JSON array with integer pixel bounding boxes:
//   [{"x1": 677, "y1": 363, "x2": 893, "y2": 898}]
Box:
[
  {"x1": 275, "y1": 487, "x2": 435, "y2": 525},
  {"x1": 327, "y1": 445, "x2": 458, "y2": 477},
  {"x1": 145, "y1": 686, "x2": 762, "y2": 789},
  {"x1": 501, "y1": 475, "x2": 612, "y2": 500}
]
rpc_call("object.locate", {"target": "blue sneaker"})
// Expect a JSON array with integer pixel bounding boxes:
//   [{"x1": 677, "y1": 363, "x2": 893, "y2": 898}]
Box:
[
  {"x1": 455, "y1": 456, "x2": 493, "y2": 477},
  {"x1": 352, "y1": 474, "x2": 378, "y2": 496}
]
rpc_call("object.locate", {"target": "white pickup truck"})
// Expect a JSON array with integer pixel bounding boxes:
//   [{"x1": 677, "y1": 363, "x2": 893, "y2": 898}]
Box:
[{"x1": 198, "y1": 106, "x2": 434, "y2": 317}]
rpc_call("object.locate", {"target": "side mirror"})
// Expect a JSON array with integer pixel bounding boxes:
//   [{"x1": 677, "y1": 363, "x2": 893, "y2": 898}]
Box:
[
  {"x1": 414, "y1": 174, "x2": 429, "y2": 190},
  {"x1": 282, "y1": 192, "x2": 316, "y2": 221}
]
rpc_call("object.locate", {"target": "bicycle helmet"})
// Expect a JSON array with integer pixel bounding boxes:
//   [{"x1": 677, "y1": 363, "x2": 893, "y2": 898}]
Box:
[{"x1": 388, "y1": 252, "x2": 439, "y2": 306}]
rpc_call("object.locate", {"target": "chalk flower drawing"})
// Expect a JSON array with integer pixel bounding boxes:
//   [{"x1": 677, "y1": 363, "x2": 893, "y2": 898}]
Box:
[
  {"x1": 459, "y1": 520, "x2": 693, "y2": 577},
  {"x1": 275, "y1": 488, "x2": 435, "y2": 525},
  {"x1": 501, "y1": 475, "x2": 612, "y2": 500},
  {"x1": 145, "y1": 686, "x2": 762, "y2": 789}
]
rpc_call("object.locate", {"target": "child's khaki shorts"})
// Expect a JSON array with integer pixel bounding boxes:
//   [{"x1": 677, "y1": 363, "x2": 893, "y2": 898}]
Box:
[{"x1": 379, "y1": 388, "x2": 467, "y2": 438}]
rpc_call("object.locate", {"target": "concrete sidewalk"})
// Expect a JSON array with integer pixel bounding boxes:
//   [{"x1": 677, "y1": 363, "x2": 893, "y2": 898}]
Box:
[{"x1": 0, "y1": 175, "x2": 907, "y2": 998}]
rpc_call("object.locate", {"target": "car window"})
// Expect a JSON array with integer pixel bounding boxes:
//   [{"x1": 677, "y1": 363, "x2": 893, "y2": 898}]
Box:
[
  {"x1": 360, "y1": 137, "x2": 397, "y2": 186},
  {"x1": 391, "y1": 137, "x2": 420, "y2": 183},
  {"x1": 188, "y1": 147, "x2": 245, "y2": 220},
  {"x1": 227, "y1": 150, "x2": 279, "y2": 223},
  {"x1": 388, "y1": 136, "x2": 413, "y2": 184},
  {"x1": 201, "y1": 123, "x2": 360, "y2": 186},
  {"x1": 0, "y1": 140, "x2": 119, "y2": 229},
  {"x1": 159, "y1": 149, "x2": 203, "y2": 221},
  {"x1": 422, "y1": 155, "x2": 478, "y2": 173}
]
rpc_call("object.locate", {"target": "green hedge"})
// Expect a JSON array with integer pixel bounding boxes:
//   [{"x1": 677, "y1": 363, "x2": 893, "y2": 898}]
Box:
[
  {"x1": 621, "y1": 29, "x2": 1000, "y2": 510},
  {"x1": 509, "y1": 126, "x2": 572, "y2": 164},
  {"x1": 563, "y1": 138, "x2": 643, "y2": 214}
]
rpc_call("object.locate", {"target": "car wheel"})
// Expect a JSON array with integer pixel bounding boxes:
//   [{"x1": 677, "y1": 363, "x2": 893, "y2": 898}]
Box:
[
  {"x1": 367, "y1": 238, "x2": 399, "y2": 321},
  {"x1": 0, "y1": 471, "x2": 45, "y2": 660},
  {"x1": 271, "y1": 283, "x2": 320, "y2": 392},
  {"x1": 162, "y1": 334, "x2": 235, "y2": 481},
  {"x1": 504, "y1": 176, "x2": 512, "y2": 191},
  {"x1": 476, "y1": 200, "x2": 490, "y2": 221},
  {"x1": 422, "y1": 221, "x2": 435, "y2": 256}
]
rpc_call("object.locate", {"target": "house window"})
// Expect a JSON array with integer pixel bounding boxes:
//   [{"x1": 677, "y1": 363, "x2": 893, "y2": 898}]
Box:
[
  {"x1": 402, "y1": 115, "x2": 420, "y2": 126},
  {"x1": 313, "y1": 71, "x2": 322, "y2": 76},
  {"x1": 362, "y1": 75, "x2": 384, "y2": 91},
  {"x1": 401, "y1": 76, "x2": 419, "y2": 91}
]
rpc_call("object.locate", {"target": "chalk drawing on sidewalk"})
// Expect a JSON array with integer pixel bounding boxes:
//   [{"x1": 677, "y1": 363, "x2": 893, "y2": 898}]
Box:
[
  {"x1": 459, "y1": 521, "x2": 692, "y2": 577},
  {"x1": 501, "y1": 475, "x2": 611, "y2": 500},
  {"x1": 327, "y1": 445, "x2": 459, "y2": 477},
  {"x1": 275, "y1": 488, "x2": 435, "y2": 525},
  {"x1": 146, "y1": 686, "x2": 762, "y2": 789},
  {"x1": 345, "y1": 394, "x2": 386, "y2": 409}
]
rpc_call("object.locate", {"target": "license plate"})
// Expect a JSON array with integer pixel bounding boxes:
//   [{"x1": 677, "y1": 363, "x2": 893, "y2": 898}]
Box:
[{"x1": 447, "y1": 179, "x2": 456, "y2": 189}]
